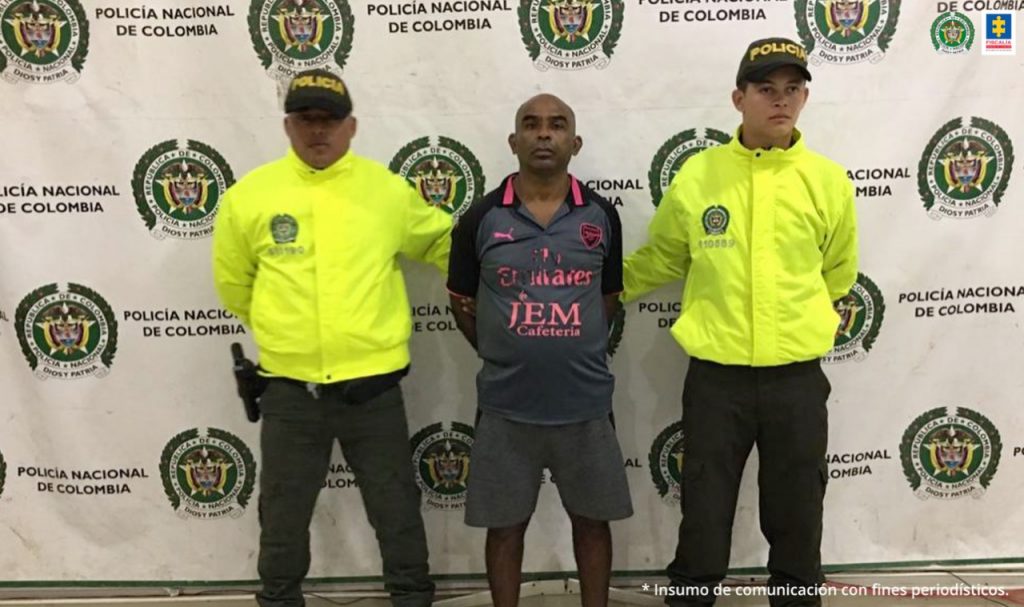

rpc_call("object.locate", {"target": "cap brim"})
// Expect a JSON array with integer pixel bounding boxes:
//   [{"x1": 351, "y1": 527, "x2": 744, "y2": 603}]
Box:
[
  {"x1": 284, "y1": 97, "x2": 350, "y2": 118},
  {"x1": 743, "y1": 60, "x2": 812, "y2": 84}
]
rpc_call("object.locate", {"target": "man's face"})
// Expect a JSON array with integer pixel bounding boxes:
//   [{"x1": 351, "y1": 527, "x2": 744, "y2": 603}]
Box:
[
  {"x1": 284, "y1": 109, "x2": 356, "y2": 170},
  {"x1": 508, "y1": 95, "x2": 582, "y2": 175},
  {"x1": 732, "y1": 65, "x2": 809, "y2": 145}
]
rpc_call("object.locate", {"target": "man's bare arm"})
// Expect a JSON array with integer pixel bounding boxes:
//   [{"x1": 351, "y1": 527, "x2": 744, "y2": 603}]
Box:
[{"x1": 603, "y1": 293, "x2": 621, "y2": 327}]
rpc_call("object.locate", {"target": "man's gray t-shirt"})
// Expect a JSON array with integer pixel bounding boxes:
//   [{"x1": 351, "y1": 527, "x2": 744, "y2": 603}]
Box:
[{"x1": 447, "y1": 174, "x2": 623, "y2": 425}]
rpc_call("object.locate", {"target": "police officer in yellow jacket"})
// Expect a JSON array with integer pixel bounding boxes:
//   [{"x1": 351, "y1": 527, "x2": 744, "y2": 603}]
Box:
[
  {"x1": 212, "y1": 70, "x2": 450, "y2": 607},
  {"x1": 624, "y1": 39, "x2": 857, "y2": 606}
]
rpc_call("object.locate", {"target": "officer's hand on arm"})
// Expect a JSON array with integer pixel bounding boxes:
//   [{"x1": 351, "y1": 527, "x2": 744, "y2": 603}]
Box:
[
  {"x1": 622, "y1": 180, "x2": 691, "y2": 303},
  {"x1": 458, "y1": 296, "x2": 476, "y2": 317},
  {"x1": 449, "y1": 294, "x2": 478, "y2": 350}
]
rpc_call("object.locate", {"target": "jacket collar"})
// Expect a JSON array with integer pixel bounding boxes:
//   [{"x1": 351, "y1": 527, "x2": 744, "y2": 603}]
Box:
[
  {"x1": 286, "y1": 147, "x2": 354, "y2": 179},
  {"x1": 728, "y1": 126, "x2": 806, "y2": 162}
]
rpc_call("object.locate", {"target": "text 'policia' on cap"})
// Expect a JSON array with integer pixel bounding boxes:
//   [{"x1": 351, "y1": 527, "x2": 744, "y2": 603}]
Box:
[
  {"x1": 284, "y1": 69, "x2": 354, "y2": 118},
  {"x1": 736, "y1": 37, "x2": 813, "y2": 88}
]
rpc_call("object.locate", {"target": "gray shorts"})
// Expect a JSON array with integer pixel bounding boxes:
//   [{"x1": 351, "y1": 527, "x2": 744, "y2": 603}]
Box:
[{"x1": 465, "y1": 411, "x2": 634, "y2": 528}]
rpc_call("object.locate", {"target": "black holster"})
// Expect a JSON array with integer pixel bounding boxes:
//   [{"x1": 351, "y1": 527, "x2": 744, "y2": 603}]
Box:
[{"x1": 231, "y1": 343, "x2": 267, "y2": 422}]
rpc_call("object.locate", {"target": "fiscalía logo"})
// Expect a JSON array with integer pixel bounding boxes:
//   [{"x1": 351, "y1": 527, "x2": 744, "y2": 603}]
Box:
[
  {"x1": 389, "y1": 136, "x2": 485, "y2": 220},
  {"x1": 518, "y1": 0, "x2": 624, "y2": 71},
  {"x1": 900, "y1": 407, "x2": 1001, "y2": 500},
  {"x1": 132, "y1": 140, "x2": 234, "y2": 240},
  {"x1": 0, "y1": 0, "x2": 88, "y2": 83},
  {"x1": 701, "y1": 205, "x2": 729, "y2": 236},
  {"x1": 249, "y1": 0, "x2": 354, "y2": 81},
  {"x1": 918, "y1": 116, "x2": 1014, "y2": 220},
  {"x1": 824, "y1": 272, "x2": 884, "y2": 364},
  {"x1": 410, "y1": 421, "x2": 474, "y2": 510},
  {"x1": 649, "y1": 420, "x2": 684, "y2": 505},
  {"x1": 795, "y1": 0, "x2": 901, "y2": 65},
  {"x1": 931, "y1": 11, "x2": 974, "y2": 54},
  {"x1": 982, "y1": 11, "x2": 1015, "y2": 56},
  {"x1": 16, "y1": 283, "x2": 117, "y2": 380},
  {"x1": 160, "y1": 428, "x2": 255, "y2": 519},
  {"x1": 648, "y1": 128, "x2": 731, "y2": 207}
]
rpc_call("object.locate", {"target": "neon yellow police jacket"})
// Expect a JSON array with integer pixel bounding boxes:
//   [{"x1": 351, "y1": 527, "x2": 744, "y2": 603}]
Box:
[
  {"x1": 624, "y1": 129, "x2": 858, "y2": 366},
  {"x1": 212, "y1": 148, "x2": 452, "y2": 383}
]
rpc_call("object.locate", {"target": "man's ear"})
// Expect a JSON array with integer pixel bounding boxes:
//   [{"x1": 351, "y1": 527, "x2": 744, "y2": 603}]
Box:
[{"x1": 732, "y1": 87, "x2": 744, "y2": 112}]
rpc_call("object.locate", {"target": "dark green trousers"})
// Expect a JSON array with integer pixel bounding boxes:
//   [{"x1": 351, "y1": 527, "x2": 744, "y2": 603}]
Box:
[
  {"x1": 256, "y1": 380, "x2": 434, "y2": 607},
  {"x1": 666, "y1": 358, "x2": 830, "y2": 607}
]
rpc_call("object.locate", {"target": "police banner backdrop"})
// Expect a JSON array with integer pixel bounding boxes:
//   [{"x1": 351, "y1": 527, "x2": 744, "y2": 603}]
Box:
[{"x1": 2, "y1": 0, "x2": 1023, "y2": 587}]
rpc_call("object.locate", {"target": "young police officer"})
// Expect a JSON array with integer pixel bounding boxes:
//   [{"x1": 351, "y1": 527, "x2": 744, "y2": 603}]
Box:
[
  {"x1": 212, "y1": 70, "x2": 451, "y2": 607},
  {"x1": 624, "y1": 39, "x2": 858, "y2": 606}
]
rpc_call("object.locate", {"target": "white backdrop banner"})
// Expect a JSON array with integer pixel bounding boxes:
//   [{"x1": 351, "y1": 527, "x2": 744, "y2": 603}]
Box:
[{"x1": 2, "y1": 0, "x2": 1024, "y2": 586}]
